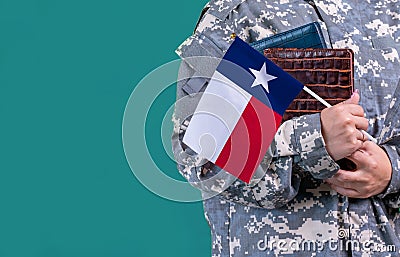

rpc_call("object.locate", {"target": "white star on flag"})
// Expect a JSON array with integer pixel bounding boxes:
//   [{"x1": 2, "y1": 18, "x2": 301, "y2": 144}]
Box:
[{"x1": 249, "y1": 62, "x2": 277, "y2": 93}]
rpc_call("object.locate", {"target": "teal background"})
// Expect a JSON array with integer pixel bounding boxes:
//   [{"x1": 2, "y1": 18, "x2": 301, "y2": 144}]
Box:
[{"x1": 0, "y1": 1, "x2": 210, "y2": 256}]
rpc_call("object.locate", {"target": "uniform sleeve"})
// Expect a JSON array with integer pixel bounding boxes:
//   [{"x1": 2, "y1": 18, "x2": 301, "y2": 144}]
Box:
[
  {"x1": 172, "y1": 8, "x2": 339, "y2": 209},
  {"x1": 378, "y1": 119, "x2": 400, "y2": 208},
  {"x1": 376, "y1": 83, "x2": 400, "y2": 208},
  {"x1": 377, "y1": 143, "x2": 400, "y2": 208}
]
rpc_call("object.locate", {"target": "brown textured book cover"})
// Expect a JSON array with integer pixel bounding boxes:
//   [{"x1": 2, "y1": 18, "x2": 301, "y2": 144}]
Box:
[{"x1": 264, "y1": 48, "x2": 354, "y2": 122}]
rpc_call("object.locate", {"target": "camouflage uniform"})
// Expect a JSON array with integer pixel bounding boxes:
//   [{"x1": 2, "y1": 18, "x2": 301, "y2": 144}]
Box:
[{"x1": 172, "y1": 0, "x2": 400, "y2": 256}]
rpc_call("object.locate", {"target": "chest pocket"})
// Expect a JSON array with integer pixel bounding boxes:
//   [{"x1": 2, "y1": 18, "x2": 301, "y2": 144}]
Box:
[
  {"x1": 371, "y1": 36, "x2": 400, "y2": 64},
  {"x1": 379, "y1": 80, "x2": 400, "y2": 144},
  {"x1": 181, "y1": 0, "x2": 247, "y2": 95},
  {"x1": 207, "y1": 0, "x2": 247, "y2": 20}
]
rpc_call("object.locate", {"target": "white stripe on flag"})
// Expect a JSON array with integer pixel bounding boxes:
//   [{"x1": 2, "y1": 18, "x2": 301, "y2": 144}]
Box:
[{"x1": 183, "y1": 71, "x2": 252, "y2": 162}]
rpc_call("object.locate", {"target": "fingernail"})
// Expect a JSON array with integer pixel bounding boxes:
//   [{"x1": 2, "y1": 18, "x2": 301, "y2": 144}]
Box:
[{"x1": 352, "y1": 89, "x2": 359, "y2": 97}]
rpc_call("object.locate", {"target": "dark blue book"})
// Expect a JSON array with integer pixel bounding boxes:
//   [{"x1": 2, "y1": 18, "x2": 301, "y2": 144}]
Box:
[{"x1": 250, "y1": 22, "x2": 327, "y2": 52}]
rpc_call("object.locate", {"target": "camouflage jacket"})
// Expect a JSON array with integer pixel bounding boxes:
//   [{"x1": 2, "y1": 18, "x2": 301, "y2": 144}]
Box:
[{"x1": 172, "y1": 0, "x2": 400, "y2": 256}]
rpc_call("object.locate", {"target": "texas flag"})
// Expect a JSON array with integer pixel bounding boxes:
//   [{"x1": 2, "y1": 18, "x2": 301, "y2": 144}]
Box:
[{"x1": 182, "y1": 37, "x2": 304, "y2": 183}]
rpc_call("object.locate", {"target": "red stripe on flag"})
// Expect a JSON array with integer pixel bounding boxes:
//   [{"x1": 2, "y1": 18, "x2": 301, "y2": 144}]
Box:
[
  {"x1": 215, "y1": 96, "x2": 281, "y2": 183},
  {"x1": 274, "y1": 112, "x2": 282, "y2": 133}
]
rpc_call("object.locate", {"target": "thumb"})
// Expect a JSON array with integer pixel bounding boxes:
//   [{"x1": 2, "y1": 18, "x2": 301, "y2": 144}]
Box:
[{"x1": 343, "y1": 89, "x2": 360, "y2": 105}]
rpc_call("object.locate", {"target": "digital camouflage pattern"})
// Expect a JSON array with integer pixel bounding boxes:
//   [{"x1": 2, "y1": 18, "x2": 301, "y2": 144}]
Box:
[{"x1": 171, "y1": 0, "x2": 400, "y2": 256}]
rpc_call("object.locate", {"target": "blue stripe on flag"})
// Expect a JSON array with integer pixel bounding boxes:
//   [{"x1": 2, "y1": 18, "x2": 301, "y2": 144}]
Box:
[{"x1": 217, "y1": 37, "x2": 304, "y2": 116}]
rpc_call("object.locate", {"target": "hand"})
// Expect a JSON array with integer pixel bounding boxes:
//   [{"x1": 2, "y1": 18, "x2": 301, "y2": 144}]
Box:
[
  {"x1": 320, "y1": 91, "x2": 369, "y2": 160},
  {"x1": 326, "y1": 141, "x2": 392, "y2": 198}
]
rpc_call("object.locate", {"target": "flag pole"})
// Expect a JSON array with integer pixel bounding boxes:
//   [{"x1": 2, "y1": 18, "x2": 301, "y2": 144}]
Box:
[{"x1": 303, "y1": 86, "x2": 377, "y2": 143}]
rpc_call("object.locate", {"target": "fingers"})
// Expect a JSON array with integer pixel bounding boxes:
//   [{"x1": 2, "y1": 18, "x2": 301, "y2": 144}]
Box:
[
  {"x1": 341, "y1": 91, "x2": 366, "y2": 118},
  {"x1": 355, "y1": 129, "x2": 366, "y2": 142},
  {"x1": 326, "y1": 169, "x2": 378, "y2": 199},
  {"x1": 326, "y1": 169, "x2": 363, "y2": 184},
  {"x1": 320, "y1": 89, "x2": 368, "y2": 161},
  {"x1": 328, "y1": 184, "x2": 360, "y2": 198},
  {"x1": 326, "y1": 170, "x2": 368, "y2": 198},
  {"x1": 327, "y1": 140, "x2": 392, "y2": 199},
  {"x1": 343, "y1": 90, "x2": 360, "y2": 105},
  {"x1": 353, "y1": 116, "x2": 369, "y2": 131},
  {"x1": 335, "y1": 103, "x2": 365, "y2": 117},
  {"x1": 347, "y1": 143, "x2": 372, "y2": 167},
  {"x1": 336, "y1": 115, "x2": 368, "y2": 141},
  {"x1": 358, "y1": 140, "x2": 377, "y2": 152},
  {"x1": 346, "y1": 104, "x2": 365, "y2": 117}
]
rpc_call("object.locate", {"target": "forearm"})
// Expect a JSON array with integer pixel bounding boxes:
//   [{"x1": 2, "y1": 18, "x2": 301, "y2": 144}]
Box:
[{"x1": 173, "y1": 107, "x2": 339, "y2": 208}]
